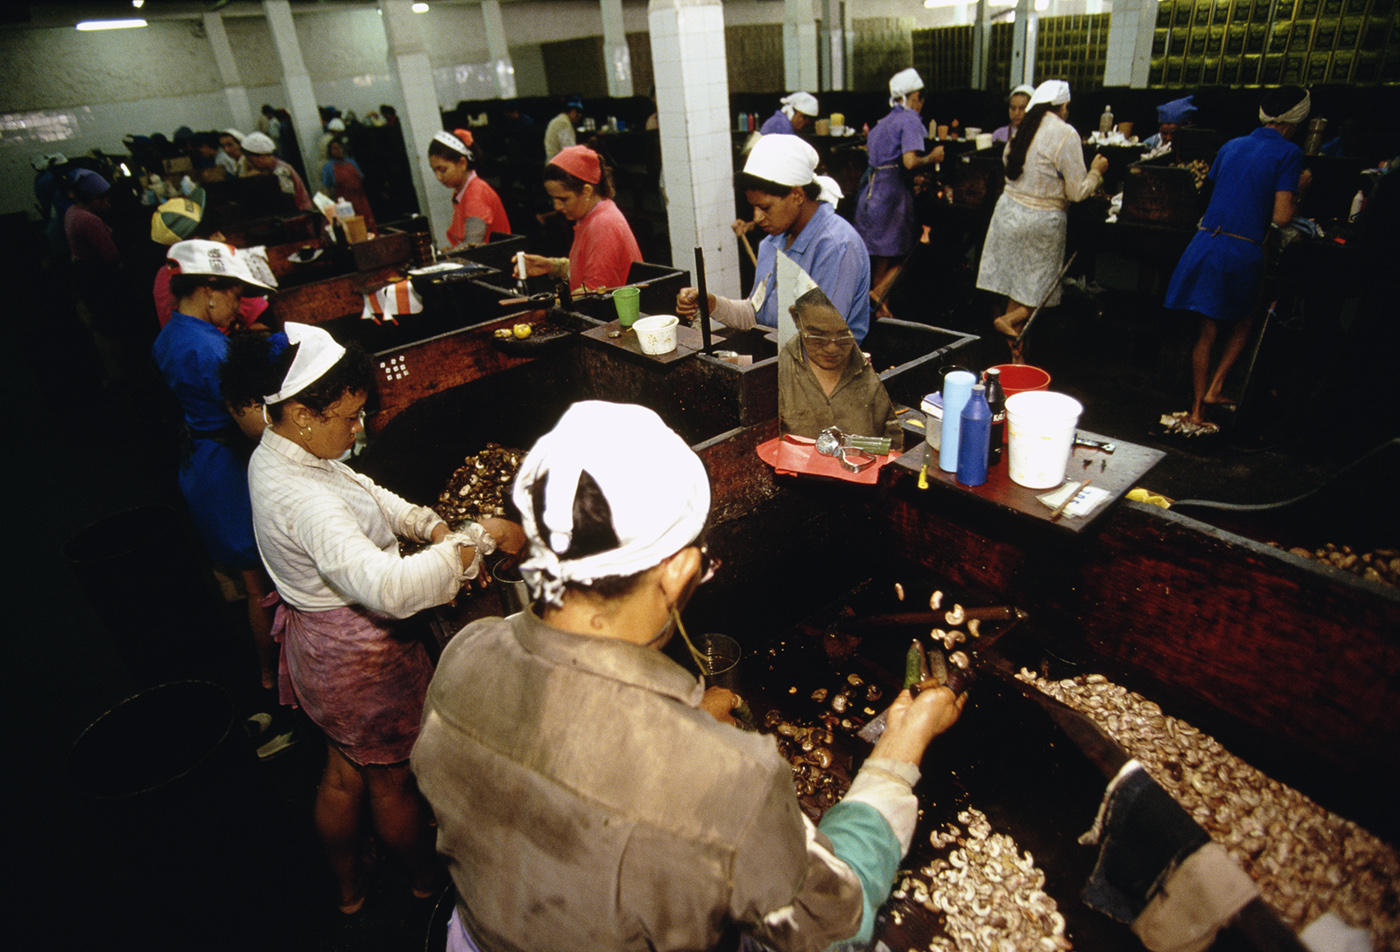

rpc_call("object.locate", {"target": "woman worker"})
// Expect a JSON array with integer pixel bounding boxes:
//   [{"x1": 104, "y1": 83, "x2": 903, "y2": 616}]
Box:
[
  {"x1": 321, "y1": 136, "x2": 376, "y2": 233},
  {"x1": 991, "y1": 84, "x2": 1035, "y2": 145},
  {"x1": 521, "y1": 145, "x2": 642, "y2": 293},
  {"x1": 976, "y1": 80, "x2": 1107, "y2": 362},
  {"x1": 428, "y1": 128, "x2": 509, "y2": 249},
  {"x1": 676, "y1": 134, "x2": 871, "y2": 342},
  {"x1": 151, "y1": 240, "x2": 280, "y2": 689},
  {"x1": 760, "y1": 91, "x2": 819, "y2": 136},
  {"x1": 780, "y1": 287, "x2": 900, "y2": 444},
  {"x1": 242, "y1": 322, "x2": 524, "y2": 913},
  {"x1": 1162, "y1": 87, "x2": 1310, "y2": 436},
  {"x1": 413, "y1": 399, "x2": 963, "y2": 952},
  {"x1": 855, "y1": 68, "x2": 945, "y2": 317}
]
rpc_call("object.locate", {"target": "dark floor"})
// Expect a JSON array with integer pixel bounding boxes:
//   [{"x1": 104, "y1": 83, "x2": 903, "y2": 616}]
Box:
[{"x1": 6, "y1": 212, "x2": 1391, "y2": 950}]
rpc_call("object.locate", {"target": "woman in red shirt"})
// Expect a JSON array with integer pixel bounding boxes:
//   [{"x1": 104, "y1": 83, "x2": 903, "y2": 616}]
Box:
[
  {"x1": 522, "y1": 145, "x2": 642, "y2": 293},
  {"x1": 428, "y1": 128, "x2": 510, "y2": 249}
]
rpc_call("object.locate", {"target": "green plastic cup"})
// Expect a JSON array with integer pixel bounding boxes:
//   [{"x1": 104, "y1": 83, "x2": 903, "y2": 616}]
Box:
[{"x1": 612, "y1": 286, "x2": 641, "y2": 327}]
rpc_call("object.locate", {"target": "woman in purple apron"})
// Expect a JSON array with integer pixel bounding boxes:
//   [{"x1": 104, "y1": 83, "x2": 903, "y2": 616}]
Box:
[
  {"x1": 854, "y1": 68, "x2": 944, "y2": 317},
  {"x1": 242, "y1": 322, "x2": 523, "y2": 915}
]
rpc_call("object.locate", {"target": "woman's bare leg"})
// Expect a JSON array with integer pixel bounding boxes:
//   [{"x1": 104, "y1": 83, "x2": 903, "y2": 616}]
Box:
[
  {"x1": 364, "y1": 762, "x2": 439, "y2": 897},
  {"x1": 240, "y1": 568, "x2": 277, "y2": 691},
  {"x1": 316, "y1": 744, "x2": 368, "y2": 912},
  {"x1": 1204, "y1": 316, "x2": 1254, "y2": 407},
  {"x1": 1189, "y1": 317, "x2": 1221, "y2": 424},
  {"x1": 869, "y1": 257, "x2": 898, "y2": 317},
  {"x1": 993, "y1": 301, "x2": 1032, "y2": 362}
]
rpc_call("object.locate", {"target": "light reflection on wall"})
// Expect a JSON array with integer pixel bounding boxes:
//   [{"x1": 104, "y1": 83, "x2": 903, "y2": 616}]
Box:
[{"x1": 0, "y1": 107, "x2": 92, "y2": 145}]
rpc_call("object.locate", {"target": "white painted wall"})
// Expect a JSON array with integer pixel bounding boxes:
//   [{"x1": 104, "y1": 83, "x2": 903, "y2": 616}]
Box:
[{"x1": 0, "y1": 0, "x2": 1118, "y2": 218}]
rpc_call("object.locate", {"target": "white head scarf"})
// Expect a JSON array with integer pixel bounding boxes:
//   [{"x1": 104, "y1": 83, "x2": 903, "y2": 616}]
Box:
[
  {"x1": 511, "y1": 401, "x2": 710, "y2": 608},
  {"x1": 889, "y1": 68, "x2": 924, "y2": 107},
  {"x1": 781, "y1": 92, "x2": 819, "y2": 119},
  {"x1": 743, "y1": 134, "x2": 843, "y2": 206},
  {"x1": 1028, "y1": 80, "x2": 1071, "y2": 108},
  {"x1": 263, "y1": 322, "x2": 347, "y2": 405},
  {"x1": 1009, "y1": 84, "x2": 1035, "y2": 101},
  {"x1": 1260, "y1": 90, "x2": 1310, "y2": 126}
]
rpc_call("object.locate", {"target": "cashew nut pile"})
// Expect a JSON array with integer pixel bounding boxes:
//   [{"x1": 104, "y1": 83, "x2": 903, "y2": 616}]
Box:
[
  {"x1": 1271, "y1": 542, "x2": 1399, "y2": 588},
  {"x1": 890, "y1": 806, "x2": 1070, "y2": 952},
  {"x1": 1015, "y1": 670, "x2": 1399, "y2": 948},
  {"x1": 435, "y1": 442, "x2": 524, "y2": 524}
]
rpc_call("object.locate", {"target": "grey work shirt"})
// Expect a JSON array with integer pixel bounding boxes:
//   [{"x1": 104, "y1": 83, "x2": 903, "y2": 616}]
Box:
[{"x1": 412, "y1": 610, "x2": 865, "y2": 952}]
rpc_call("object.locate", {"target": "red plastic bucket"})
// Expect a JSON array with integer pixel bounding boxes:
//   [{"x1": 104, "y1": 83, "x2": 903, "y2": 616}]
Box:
[{"x1": 991, "y1": 363, "x2": 1051, "y2": 397}]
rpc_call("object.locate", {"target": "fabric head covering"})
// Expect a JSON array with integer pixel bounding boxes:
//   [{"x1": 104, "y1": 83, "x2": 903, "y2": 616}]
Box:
[
  {"x1": 743, "y1": 134, "x2": 843, "y2": 206},
  {"x1": 69, "y1": 168, "x2": 110, "y2": 200},
  {"x1": 511, "y1": 401, "x2": 711, "y2": 608},
  {"x1": 263, "y1": 322, "x2": 346, "y2": 405},
  {"x1": 167, "y1": 239, "x2": 278, "y2": 292},
  {"x1": 1010, "y1": 84, "x2": 1035, "y2": 101},
  {"x1": 1029, "y1": 79, "x2": 1072, "y2": 108},
  {"x1": 1156, "y1": 95, "x2": 1197, "y2": 124},
  {"x1": 566, "y1": 97, "x2": 584, "y2": 110},
  {"x1": 327, "y1": 118, "x2": 346, "y2": 132},
  {"x1": 549, "y1": 145, "x2": 603, "y2": 185},
  {"x1": 889, "y1": 68, "x2": 924, "y2": 106},
  {"x1": 151, "y1": 189, "x2": 206, "y2": 245},
  {"x1": 222, "y1": 129, "x2": 244, "y2": 143},
  {"x1": 781, "y1": 92, "x2": 819, "y2": 119},
  {"x1": 432, "y1": 129, "x2": 473, "y2": 157},
  {"x1": 1260, "y1": 89, "x2": 1310, "y2": 126},
  {"x1": 241, "y1": 131, "x2": 276, "y2": 155}
]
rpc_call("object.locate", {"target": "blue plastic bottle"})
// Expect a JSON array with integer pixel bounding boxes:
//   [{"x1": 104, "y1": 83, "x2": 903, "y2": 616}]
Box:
[
  {"x1": 939, "y1": 370, "x2": 976, "y2": 472},
  {"x1": 956, "y1": 384, "x2": 991, "y2": 486}
]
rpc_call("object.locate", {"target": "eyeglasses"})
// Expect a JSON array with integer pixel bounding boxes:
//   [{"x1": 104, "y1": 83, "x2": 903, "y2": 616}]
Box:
[
  {"x1": 321, "y1": 408, "x2": 366, "y2": 426},
  {"x1": 697, "y1": 542, "x2": 720, "y2": 585},
  {"x1": 800, "y1": 331, "x2": 855, "y2": 348}
]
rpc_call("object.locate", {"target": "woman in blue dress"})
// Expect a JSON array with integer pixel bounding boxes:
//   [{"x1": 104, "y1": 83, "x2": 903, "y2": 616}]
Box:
[
  {"x1": 855, "y1": 68, "x2": 944, "y2": 317},
  {"x1": 1163, "y1": 86, "x2": 1311, "y2": 435},
  {"x1": 759, "y1": 92, "x2": 819, "y2": 136}
]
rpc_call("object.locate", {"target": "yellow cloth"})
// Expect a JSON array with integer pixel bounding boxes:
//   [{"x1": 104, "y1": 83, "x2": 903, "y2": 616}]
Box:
[{"x1": 1131, "y1": 843, "x2": 1260, "y2": 952}]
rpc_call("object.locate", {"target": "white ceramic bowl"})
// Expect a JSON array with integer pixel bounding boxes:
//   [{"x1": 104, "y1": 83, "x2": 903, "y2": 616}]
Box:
[{"x1": 633, "y1": 314, "x2": 679, "y2": 355}]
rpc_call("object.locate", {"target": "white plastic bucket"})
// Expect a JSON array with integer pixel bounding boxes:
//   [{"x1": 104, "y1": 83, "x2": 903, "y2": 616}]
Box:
[
  {"x1": 975, "y1": 132, "x2": 995, "y2": 151},
  {"x1": 633, "y1": 315, "x2": 679, "y2": 355},
  {"x1": 1005, "y1": 391, "x2": 1083, "y2": 489}
]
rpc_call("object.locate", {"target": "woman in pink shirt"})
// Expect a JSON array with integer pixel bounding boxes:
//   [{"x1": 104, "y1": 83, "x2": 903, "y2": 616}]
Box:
[
  {"x1": 522, "y1": 145, "x2": 641, "y2": 293},
  {"x1": 428, "y1": 128, "x2": 510, "y2": 249}
]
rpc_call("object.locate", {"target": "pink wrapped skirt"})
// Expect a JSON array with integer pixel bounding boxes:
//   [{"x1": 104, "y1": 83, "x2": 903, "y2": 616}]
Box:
[{"x1": 269, "y1": 595, "x2": 432, "y2": 765}]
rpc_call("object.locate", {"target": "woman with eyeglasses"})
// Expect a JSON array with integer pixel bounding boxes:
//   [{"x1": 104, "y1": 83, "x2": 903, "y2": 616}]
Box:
[
  {"x1": 778, "y1": 287, "x2": 901, "y2": 444},
  {"x1": 413, "y1": 401, "x2": 962, "y2": 952},
  {"x1": 238, "y1": 322, "x2": 524, "y2": 916}
]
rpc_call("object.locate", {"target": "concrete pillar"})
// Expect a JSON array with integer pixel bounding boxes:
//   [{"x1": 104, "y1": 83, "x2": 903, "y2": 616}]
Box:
[
  {"x1": 1104, "y1": 0, "x2": 1157, "y2": 88},
  {"x1": 261, "y1": 0, "x2": 323, "y2": 184},
  {"x1": 648, "y1": 0, "x2": 739, "y2": 297},
  {"x1": 203, "y1": 13, "x2": 256, "y2": 133},
  {"x1": 1009, "y1": 0, "x2": 1038, "y2": 88},
  {"x1": 970, "y1": 0, "x2": 990, "y2": 90},
  {"x1": 784, "y1": 0, "x2": 819, "y2": 93},
  {"x1": 481, "y1": 0, "x2": 517, "y2": 99},
  {"x1": 820, "y1": 0, "x2": 845, "y2": 92},
  {"x1": 380, "y1": 0, "x2": 450, "y2": 237},
  {"x1": 600, "y1": 0, "x2": 635, "y2": 98}
]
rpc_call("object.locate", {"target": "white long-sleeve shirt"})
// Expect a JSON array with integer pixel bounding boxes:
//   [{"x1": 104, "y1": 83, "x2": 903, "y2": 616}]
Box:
[
  {"x1": 1003, "y1": 111, "x2": 1102, "y2": 211},
  {"x1": 248, "y1": 428, "x2": 476, "y2": 618}
]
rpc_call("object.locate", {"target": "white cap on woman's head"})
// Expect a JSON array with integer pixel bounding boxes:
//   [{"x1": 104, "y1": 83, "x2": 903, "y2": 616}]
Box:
[
  {"x1": 263, "y1": 322, "x2": 347, "y2": 405},
  {"x1": 167, "y1": 239, "x2": 278, "y2": 291},
  {"x1": 889, "y1": 68, "x2": 924, "y2": 105},
  {"x1": 1010, "y1": 84, "x2": 1035, "y2": 100},
  {"x1": 241, "y1": 131, "x2": 276, "y2": 155},
  {"x1": 511, "y1": 401, "x2": 710, "y2": 607},
  {"x1": 743, "y1": 134, "x2": 843, "y2": 205},
  {"x1": 781, "y1": 92, "x2": 819, "y2": 119},
  {"x1": 1028, "y1": 80, "x2": 1071, "y2": 108}
]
